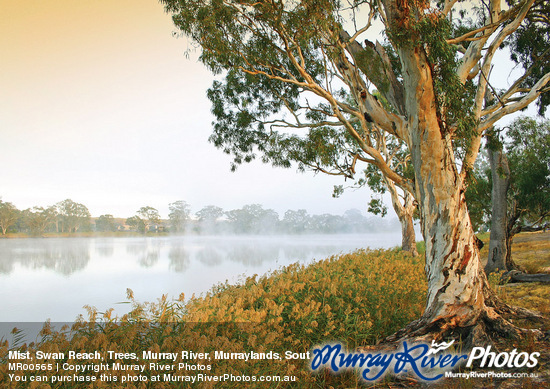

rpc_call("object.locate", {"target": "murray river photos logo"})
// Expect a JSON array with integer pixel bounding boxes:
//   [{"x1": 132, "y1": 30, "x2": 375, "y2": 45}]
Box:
[{"x1": 310, "y1": 340, "x2": 540, "y2": 381}]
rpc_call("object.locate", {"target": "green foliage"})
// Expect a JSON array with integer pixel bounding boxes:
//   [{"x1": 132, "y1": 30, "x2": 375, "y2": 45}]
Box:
[
  {"x1": 507, "y1": 0, "x2": 550, "y2": 115},
  {"x1": 21, "y1": 206, "x2": 57, "y2": 236},
  {"x1": 466, "y1": 116, "x2": 550, "y2": 232},
  {"x1": 126, "y1": 215, "x2": 145, "y2": 233},
  {"x1": 137, "y1": 206, "x2": 161, "y2": 223},
  {"x1": 207, "y1": 67, "x2": 355, "y2": 173},
  {"x1": 367, "y1": 198, "x2": 388, "y2": 217},
  {"x1": 135, "y1": 206, "x2": 161, "y2": 233},
  {"x1": 163, "y1": 0, "x2": 337, "y2": 77},
  {"x1": 196, "y1": 205, "x2": 224, "y2": 222},
  {"x1": 281, "y1": 209, "x2": 311, "y2": 234},
  {"x1": 465, "y1": 157, "x2": 492, "y2": 233},
  {"x1": 0, "y1": 200, "x2": 19, "y2": 235},
  {"x1": 95, "y1": 214, "x2": 118, "y2": 232},
  {"x1": 163, "y1": 0, "x2": 414, "y2": 212},
  {"x1": 56, "y1": 199, "x2": 91, "y2": 233},
  {"x1": 195, "y1": 205, "x2": 225, "y2": 234},
  {"x1": 506, "y1": 117, "x2": 550, "y2": 224}
]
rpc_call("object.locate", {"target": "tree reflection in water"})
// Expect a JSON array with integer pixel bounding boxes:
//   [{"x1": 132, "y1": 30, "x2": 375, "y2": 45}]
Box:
[
  {"x1": 0, "y1": 238, "x2": 90, "y2": 275},
  {"x1": 1, "y1": 234, "x2": 401, "y2": 322}
]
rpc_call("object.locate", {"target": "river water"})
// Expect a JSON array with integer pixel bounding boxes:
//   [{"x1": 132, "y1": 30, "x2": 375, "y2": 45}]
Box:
[{"x1": 0, "y1": 233, "x2": 401, "y2": 323}]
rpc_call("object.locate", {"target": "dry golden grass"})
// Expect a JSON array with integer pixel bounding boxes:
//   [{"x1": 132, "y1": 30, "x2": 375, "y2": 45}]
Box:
[
  {"x1": 0, "y1": 248, "x2": 426, "y2": 388},
  {"x1": 496, "y1": 232, "x2": 550, "y2": 316}
]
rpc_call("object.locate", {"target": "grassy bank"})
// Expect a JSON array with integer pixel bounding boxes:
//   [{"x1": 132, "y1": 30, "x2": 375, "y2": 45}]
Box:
[
  {"x1": 484, "y1": 232, "x2": 550, "y2": 318},
  {"x1": 1, "y1": 232, "x2": 549, "y2": 388},
  {"x1": 1, "y1": 249, "x2": 426, "y2": 388}
]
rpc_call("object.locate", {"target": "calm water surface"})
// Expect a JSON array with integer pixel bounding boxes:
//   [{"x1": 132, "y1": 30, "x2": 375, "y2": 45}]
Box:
[{"x1": 0, "y1": 234, "x2": 401, "y2": 322}]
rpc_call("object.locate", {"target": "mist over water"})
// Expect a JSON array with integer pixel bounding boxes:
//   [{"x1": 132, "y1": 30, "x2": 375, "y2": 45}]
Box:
[{"x1": 0, "y1": 233, "x2": 402, "y2": 322}]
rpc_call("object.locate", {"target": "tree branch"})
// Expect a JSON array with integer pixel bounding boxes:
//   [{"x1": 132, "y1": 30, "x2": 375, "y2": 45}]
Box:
[
  {"x1": 479, "y1": 72, "x2": 550, "y2": 132},
  {"x1": 339, "y1": 29, "x2": 406, "y2": 115}
]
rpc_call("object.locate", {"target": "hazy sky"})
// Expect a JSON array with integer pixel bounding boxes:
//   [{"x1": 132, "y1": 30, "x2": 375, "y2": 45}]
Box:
[
  {"x1": 1, "y1": 0, "x2": 378, "y2": 218},
  {"x1": 0, "y1": 1, "x2": 541, "y2": 219}
]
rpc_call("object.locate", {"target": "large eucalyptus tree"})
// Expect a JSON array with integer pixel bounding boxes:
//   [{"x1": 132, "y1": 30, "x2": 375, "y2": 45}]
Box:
[{"x1": 162, "y1": 0, "x2": 549, "y2": 342}]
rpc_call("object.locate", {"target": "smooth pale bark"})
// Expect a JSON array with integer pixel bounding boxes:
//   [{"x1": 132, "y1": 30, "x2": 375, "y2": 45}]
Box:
[
  {"x1": 386, "y1": 179, "x2": 418, "y2": 256},
  {"x1": 399, "y1": 207, "x2": 418, "y2": 256},
  {"x1": 400, "y1": 45, "x2": 488, "y2": 329},
  {"x1": 384, "y1": 177, "x2": 418, "y2": 256},
  {"x1": 485, "y1": 145, "x2": 511, "y2": 274}
]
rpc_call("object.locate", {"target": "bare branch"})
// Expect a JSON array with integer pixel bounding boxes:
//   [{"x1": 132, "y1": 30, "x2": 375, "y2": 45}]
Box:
[
  {"x1": 473, "y1": 0, "x2": 536, "y2": 120},
  {"x1": 447, "y1": 20, "x2": 503, "y2": 45},
  {"x1": 347, "y1": 5, "x2": 376, "y2": 43},
  {"x1": 442, "y1": 0, "x2": 460, "y2": 17},
  {"x1": 339, "y1": 30, "x2": 406, "y2": 115},
  {"x1": 479, "y1": 72, "x2": 550, "y2": 132}
]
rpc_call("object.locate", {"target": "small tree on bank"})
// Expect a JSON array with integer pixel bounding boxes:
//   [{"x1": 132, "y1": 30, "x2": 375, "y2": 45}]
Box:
[
  {"x1": 22, "y1": 206, "x2": 57, "y2": 236},
  {"x1": 0, "y1": 200, "x2": 19, "y2": 235},
  {"x1": 162, "y1": 0, "x2": 550, "y2": 343},
  {"x1": 95, "y1": 214, "x2": 118, "y2": 232},
  {"x1": 196, "y1": 205, "x2": 225, "y2": 234},
  {"x1": 56, "y1": 199, "x2": 91, "y2": 233},
  {"x1": 126, "y1": 215, "x2": 146, "y2": 233},
  {"x1": 136, "y1": 206, "x2": 161, "y2": 233},
  {"x1": 168, "y1": 200, "x2": 191, "y2": 233}
]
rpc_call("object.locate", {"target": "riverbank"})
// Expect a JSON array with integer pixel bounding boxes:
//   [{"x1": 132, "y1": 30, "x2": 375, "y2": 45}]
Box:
[{"x1": 1, "y1": 232, "x2": 549, "y2": 388}]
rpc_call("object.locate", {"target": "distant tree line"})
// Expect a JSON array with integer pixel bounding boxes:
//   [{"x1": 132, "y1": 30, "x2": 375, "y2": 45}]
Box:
[
  {"x1": 0, "y1": 198, "x2": 399, "y2": 236},
  {"x1": 191, "y1": 204, "x2": 398, "y2": 235}
]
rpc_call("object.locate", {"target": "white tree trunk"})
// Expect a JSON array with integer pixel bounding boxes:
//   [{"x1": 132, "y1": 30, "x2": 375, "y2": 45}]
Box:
[
  {"x1": 386, "y1": 178, "x2": 418, "y2": 256},
  {"x1": 486, "y1": 146, "x2": 510, "y2": 274},
  {"x1": 400, "y1": 46, "x2": 489, "y2": 329},
  {"x1": 399, "y1": 203, "x2": 418, "y2": 257}
]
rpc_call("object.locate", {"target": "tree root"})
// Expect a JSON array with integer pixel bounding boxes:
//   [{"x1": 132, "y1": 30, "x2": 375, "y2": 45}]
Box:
[
  {"x1": 354, "y1": 293, "x2": 549, "y2": 386},
  {"x1": 368, "y1": 274, "x2": 548, "y2": 357},
  {"x1": 505, "y1": 270, "x2": 550, "y2": 284},
  {"x1": 485, "y1": 289, "x2": 549, "y2": 324},
  {"x1": 377, "y1": 304, "x2": 546, "y2": 353}
]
